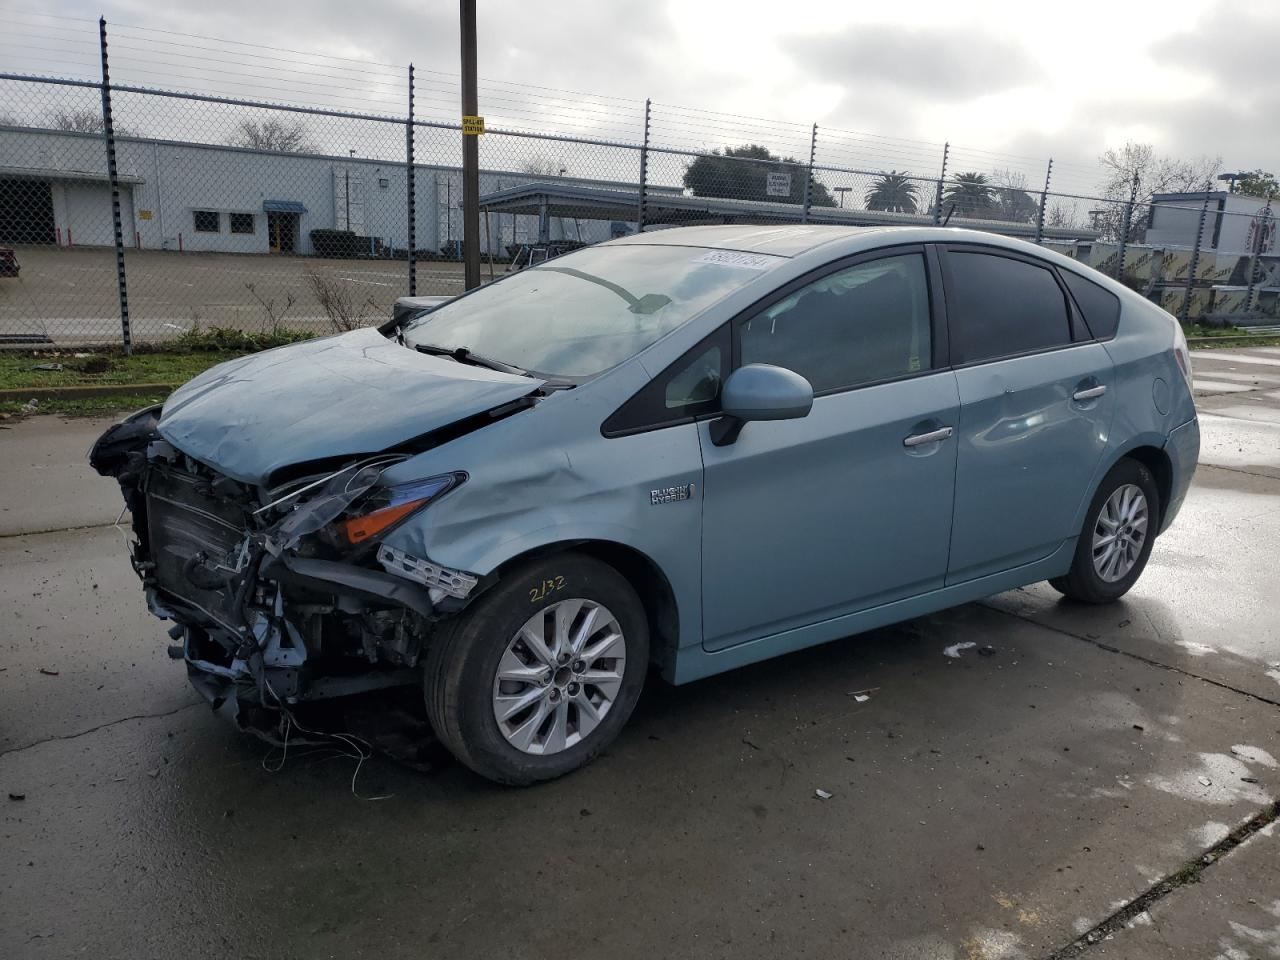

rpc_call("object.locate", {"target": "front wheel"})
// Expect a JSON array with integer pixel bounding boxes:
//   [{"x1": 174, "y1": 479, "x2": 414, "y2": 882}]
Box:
[
  {"x1": 424, "y1": 553, "x2": 649, "y2": 785},
  {"x1": 1049, "y1": 457, "x2": 1160, "y2": 604}
]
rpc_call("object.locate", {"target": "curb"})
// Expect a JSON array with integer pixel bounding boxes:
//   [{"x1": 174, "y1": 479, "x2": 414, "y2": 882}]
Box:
[{"x1": 0, "y1": 383, "x2": 175, "y2": 402}]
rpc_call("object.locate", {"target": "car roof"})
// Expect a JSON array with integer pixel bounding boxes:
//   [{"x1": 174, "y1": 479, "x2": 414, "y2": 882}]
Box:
[
  {"x1": 609, "y1": 224, "x2": 1084, "y2": 261},
  {"x1": 609, "y1": 224, "x2": 891, "y2": 257}
]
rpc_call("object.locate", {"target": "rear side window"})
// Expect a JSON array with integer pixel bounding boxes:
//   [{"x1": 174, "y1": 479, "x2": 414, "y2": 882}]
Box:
[
  {"x1": 946, "y1": 251, "x2": 1071, "y2": 364},
  {"x1": 1060, "y1": 269, "x2": 1121, "y2": 340}
]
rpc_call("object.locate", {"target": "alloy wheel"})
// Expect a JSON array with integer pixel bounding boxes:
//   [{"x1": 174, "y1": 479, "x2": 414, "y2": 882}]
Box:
[
  {"x1": 491, "y1": 599, "x2": 627, "y2": 755},
  {"x1": 1092, "y1": 483, "x2": 1148, "y2": 583}
]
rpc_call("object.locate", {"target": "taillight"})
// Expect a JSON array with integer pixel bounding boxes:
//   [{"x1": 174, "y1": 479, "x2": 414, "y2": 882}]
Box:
[{"x1": 1172, "y1": 322, "x2": 1193, "y2": 390}]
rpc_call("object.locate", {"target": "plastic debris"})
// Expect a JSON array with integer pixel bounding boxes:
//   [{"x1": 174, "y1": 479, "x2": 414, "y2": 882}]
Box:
[
  {"x1": 7, "y1": 793, "x2": 25, "y2": 801},
  {"x1": 1197, "y1": 776, "x2": 1212, "y2": 787},
  {"x1": 814, "y1": 788, "x2": 833, "y2": 800},
  {"x1": 37, "y1": 668, "x2": 59, "y2": 676},
  {"x1": 847, "y1": 687, "x2": 878, "y2": 702},
  {"x1": 31, "y1": 362, "x2": 63, "y2": 371},
  {"x1": 1242, "y1": 776, "x2": 1260, "y2": 784},
  {"x1": 943, "y1": 642, "x2": 977, "y2": 658}
]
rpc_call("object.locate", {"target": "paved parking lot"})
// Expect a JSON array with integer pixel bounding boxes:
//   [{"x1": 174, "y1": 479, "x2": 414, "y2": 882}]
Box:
[
  {"x1": 2, "y1": 348, "x2": 1279, "y2": 959},
  {"x1": 0, "y1": 246, "x2": 467, "y2": 344}
]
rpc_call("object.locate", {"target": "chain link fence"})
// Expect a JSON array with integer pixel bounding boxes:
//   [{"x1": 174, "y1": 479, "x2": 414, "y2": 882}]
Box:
[{"x1": 1, "y1": 21, "x2": 1276, "y2": 349}]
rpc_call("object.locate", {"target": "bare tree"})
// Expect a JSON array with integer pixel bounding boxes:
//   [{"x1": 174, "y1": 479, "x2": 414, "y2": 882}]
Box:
[
  {"x1": 520, "y1": 157, "x2": 566, "y2": 178},
  {"x1": 230, "y1": 118, "x2": 315, "y2": 153},
  {"x1": 45, "y1": 108, "x2": 134, "y2": 137},
  {"x1": 1096, "y1": 141, "x2": 1221, "y2": 242},
  {"x1": 1046, "y1": 201, "x2": 1082, "y2": 230}
]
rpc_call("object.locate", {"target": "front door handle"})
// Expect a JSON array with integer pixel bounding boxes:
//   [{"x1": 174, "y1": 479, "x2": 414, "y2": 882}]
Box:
[
  {"x1": 903, "y1": 426, "x2": 953, "y2": 447},
  {"x1": 1072, "y1": 384, "x2": 1107, "y2": 401}
]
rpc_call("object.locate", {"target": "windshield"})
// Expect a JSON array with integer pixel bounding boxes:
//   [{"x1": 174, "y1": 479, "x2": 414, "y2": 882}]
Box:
[{"x1": 402, "y1": 244, "x2": 784, "y2": 378}]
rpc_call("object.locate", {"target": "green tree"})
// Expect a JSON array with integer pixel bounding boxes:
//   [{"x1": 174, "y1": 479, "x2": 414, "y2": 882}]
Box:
[
  {"x1": 683, "y1": 144, "x2": 834, "y2": 207},
  {"x1": 942, "y1": 172, "x2": 995, "y2": 219},
  {"x1": 989, "y1": 169, "x2": 1040, "y2": 223},
  {"x1": 864, "y1": 171, "x2": 919, "y2": 213},
  {"x1": 1235, "y1": 169, "x2": 1278, "y2": 198}
]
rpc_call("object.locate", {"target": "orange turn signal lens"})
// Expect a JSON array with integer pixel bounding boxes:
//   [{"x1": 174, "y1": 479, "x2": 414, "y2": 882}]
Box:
[{"x1": 336, "y1": 498, "x2": 427, "y2": 544}]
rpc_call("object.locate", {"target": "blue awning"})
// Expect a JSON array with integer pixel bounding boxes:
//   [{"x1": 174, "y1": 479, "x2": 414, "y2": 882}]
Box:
[{"x1": 262, "y1": 199, "x2": 307, "y2": 214}]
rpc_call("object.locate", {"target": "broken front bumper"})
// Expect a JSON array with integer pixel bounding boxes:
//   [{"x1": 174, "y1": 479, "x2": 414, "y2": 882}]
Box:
[{"x1": 91, "y1": 407, "x2": 479, "y2": 720}]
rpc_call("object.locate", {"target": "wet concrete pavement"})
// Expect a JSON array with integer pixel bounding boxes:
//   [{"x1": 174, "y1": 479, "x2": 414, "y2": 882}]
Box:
[{"x1": 2, "y1": 348, "x2": 1279, "y2": 959}]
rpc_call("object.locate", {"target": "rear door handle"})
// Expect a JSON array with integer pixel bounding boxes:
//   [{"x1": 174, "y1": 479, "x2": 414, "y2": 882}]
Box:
[
  {"x1": 903, "y1": 426, "x2": 953, "y2": 447},
  {"x1": 1072, "y1": 384, "x2": 1107, "y2": 401}
]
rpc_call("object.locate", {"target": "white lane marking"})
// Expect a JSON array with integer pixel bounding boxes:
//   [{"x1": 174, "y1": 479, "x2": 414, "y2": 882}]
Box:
[
  {"x1": 1194, "y1": 380, "x2": 1256, "y2": 393},
  {"x1": 1186, "y1": 369, "x2": 1280, "y2": 386},
  {"x1": 1191, "y1": 350, "x2": 1280, "y2": 368}
]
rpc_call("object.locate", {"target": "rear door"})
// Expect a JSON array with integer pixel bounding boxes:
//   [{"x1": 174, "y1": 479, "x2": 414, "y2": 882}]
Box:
[{"x1": 940, "y1": 245, "x2": 1115, "y2": 584}]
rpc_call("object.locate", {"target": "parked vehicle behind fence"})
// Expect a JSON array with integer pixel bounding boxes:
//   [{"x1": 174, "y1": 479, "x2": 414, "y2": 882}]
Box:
[{"x1": 91, "y1": 225, "x2": 1199, "y2": 785}]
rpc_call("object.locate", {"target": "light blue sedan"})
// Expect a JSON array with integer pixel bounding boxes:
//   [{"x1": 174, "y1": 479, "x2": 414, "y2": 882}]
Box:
[{"x1": 92, "y1": 225, "x2": 1199, "y2": 784}]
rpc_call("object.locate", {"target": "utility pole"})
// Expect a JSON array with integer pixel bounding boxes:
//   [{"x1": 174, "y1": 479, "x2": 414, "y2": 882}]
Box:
[{"x1": 460, "y1": 0, "x2": 481, "y2": 289}]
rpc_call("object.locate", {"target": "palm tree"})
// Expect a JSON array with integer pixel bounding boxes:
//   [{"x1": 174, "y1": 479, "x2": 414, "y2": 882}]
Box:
[
  {"x1": 942, "y1": 172, "x2": 995, "y2": 219},
  {"x1": 864, "y1": 171, "x2": 919, "y2": 213}
]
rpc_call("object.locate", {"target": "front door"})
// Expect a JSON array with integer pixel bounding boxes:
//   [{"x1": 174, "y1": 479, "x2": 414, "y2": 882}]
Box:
[
  {"x1": 699, "y1": 249, "x2": 959, "y2": 652},
  {"x1": 940, "y1": 246, "x2": 1115, "y2": 583},
  {"x1": 267, "y1": 212, "x2": 298, "y2": 253}
]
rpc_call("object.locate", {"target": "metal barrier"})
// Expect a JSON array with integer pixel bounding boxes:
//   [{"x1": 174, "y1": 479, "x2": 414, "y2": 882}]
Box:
[{"x1": 0, "y1": 18, "x2": 1276, "y2": 348}]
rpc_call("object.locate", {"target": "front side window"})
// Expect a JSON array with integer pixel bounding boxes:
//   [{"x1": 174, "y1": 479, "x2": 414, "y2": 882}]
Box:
[
  {"x1": 193, "y1": 210, "x2": 220, "y2": 233},
  {"x1": 947, "y1": 251, "x2": 1072, "y2": 364},
  {"x1": 404, "y1": 244, "x2": 782, "y2": 379},
  {"x1": 737, "y1": 253, "x2": 932, "y2": 393},
  {"x1": 229, "y1": 213, "x2": 255, "y2": 234}
]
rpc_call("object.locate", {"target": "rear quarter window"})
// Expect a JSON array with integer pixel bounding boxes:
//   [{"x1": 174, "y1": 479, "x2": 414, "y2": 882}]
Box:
[{"x1": 1060, "y1": 269, "x2": 1121, "y2": 340}]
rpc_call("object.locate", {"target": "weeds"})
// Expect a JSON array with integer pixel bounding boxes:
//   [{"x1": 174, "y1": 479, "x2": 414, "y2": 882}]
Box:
[{"x1": 307, "y1": 270, "x2": 381, "y2": 332}]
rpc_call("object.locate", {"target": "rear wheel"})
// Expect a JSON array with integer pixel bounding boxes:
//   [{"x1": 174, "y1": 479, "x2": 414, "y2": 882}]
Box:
[
  {"x1": 1049, "y1": 458, "x2": 1160, "y2": 604},
  {"x1": 424, "y1": 553, "x2": 648, "y2": 785}
]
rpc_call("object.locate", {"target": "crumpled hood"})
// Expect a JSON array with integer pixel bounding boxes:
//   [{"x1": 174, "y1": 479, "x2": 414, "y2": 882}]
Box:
[{"x1": 158, "y1": 327, "x2": 543, "y2": 485}]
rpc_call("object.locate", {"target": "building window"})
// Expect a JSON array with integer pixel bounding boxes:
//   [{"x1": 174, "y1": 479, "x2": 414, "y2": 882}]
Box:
[
  {"x1": 193, "y1": 210, "x2": 220, "y2": 233},
  {"x1": 378, "y1": 177, "x2": 390, "y2": 189},
  {"x1": 229, "y1": 213, "x2": 255, "y2": 234}
]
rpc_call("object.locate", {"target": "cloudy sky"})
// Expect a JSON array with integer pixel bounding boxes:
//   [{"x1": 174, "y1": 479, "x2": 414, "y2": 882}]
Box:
[{"x1": 8, "y1": 0, "x2": 1276, "y2": 193}]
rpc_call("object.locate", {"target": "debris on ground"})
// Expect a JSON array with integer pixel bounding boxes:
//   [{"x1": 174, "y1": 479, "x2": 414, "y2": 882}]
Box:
[
  {"x1": 979, "y1": 645, "x2": 997, "y2": 657},
  {"x1": 814, "y1": 788, "x2": 833, "y2": 800},
  {"x1": 7, "y1": 793, "x2": 25, "y2": 801},
  {"x1": 1242, "y1": 777, "x2": 1260, "y2": 784},
  {"x1": 37, "y1": 668, "x2": 59, "y2": 676},
  {"x1": 847, "y1": 687, "x2": 879, "y2": 702},
  {"x1": 943, "y1": 642, "x2": 977, "y2": 658},
  {"x1": 31, "y1": 362, "x2": 63, "y2": 371},
  {"x1": 20, "y1": 399, "x2": 39, "y2": 415},
  {"x1": 1197, "y1": 776, "x2": 1213, "y2": 787}
]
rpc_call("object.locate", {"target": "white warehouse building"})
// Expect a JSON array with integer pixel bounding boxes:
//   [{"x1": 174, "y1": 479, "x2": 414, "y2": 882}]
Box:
[{"x1": 0, "y1": 125, "x2": 649, "y2": 256}]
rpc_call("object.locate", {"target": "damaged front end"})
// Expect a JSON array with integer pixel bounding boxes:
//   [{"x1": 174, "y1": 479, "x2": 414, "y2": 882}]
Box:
[{"x1": 89, "y1": 405, "x2": 480, "y2": 742}]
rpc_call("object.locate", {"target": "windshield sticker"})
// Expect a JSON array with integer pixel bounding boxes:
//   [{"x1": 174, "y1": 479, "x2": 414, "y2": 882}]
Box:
[{"x1": 694, "y1": 250, "x2": 783, "y2": 270}]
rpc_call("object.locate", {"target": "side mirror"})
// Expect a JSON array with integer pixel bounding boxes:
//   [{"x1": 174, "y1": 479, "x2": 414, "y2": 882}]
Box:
[{"x1": 710, "y1": 363, "x2": 814, "y2": 446}]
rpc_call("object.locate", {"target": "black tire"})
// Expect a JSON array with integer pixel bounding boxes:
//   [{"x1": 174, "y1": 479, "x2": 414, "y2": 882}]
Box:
[
  {"x1": 424, "y1": 552, "x2": 649, "y2": 785},
  {"x1": 1049, "y1": 457, "x2": 1161, "y2": 604}
]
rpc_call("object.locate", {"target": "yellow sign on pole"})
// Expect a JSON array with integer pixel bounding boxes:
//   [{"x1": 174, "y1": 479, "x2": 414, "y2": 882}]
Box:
[{"x1": 462, "y1": 115, "x2": 485, "y2": 136}]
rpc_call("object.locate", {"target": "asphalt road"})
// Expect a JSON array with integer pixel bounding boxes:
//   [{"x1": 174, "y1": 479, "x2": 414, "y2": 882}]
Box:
[{"x1": 2, "y1": 348, "x2": 1279, "y2": 959}]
